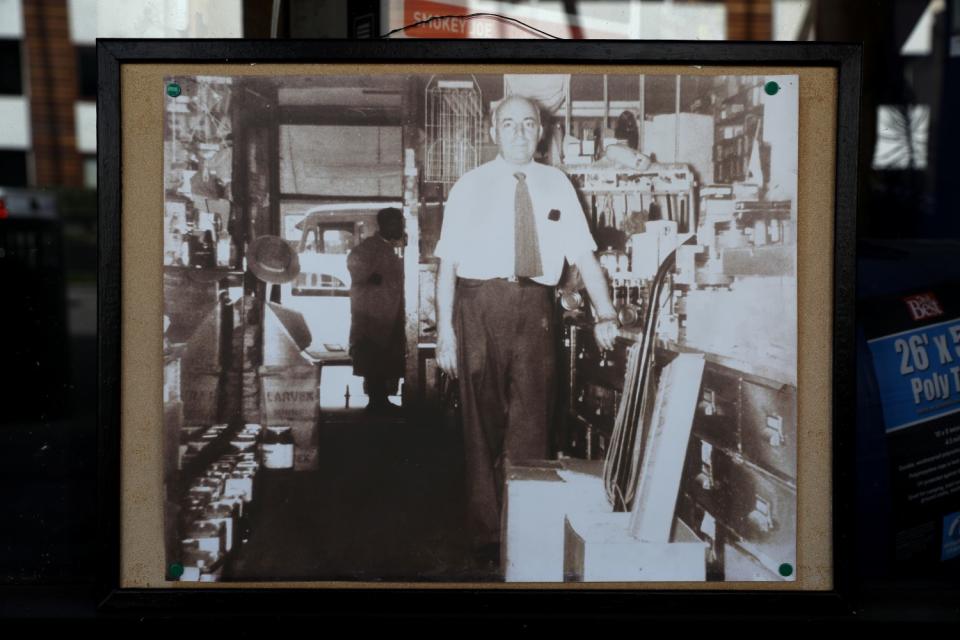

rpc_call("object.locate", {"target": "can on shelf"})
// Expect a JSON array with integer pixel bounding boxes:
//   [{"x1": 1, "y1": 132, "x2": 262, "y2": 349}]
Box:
[
  {"x1": 225, "y1": 470, "x2": 255, "y2": 504},
  {"x1": 185, "y1": 519, "x2": 224, "y2": 555},
  {"x1": 187, "y1": 484, "x2": 216, "y2": 506},
  {"x1": 196, "y1": 476, "x2": 224, "y2": 500},
  {"x1": 203, "y1": 501, "x2": 237, "y2": 553},
  {"x1": 178, "y1": 540, "x2": 222, "y2": 582},
  {"x1": 180, "y1": 495, "x2": 208, "y2": 532}
]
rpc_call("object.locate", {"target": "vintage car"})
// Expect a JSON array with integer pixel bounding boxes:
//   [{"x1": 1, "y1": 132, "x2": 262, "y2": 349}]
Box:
[{"x1": 279, "y1": 202, "x2": 403, "y2": 407}]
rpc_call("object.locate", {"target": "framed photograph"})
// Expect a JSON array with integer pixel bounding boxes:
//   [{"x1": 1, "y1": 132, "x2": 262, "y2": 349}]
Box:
[{"x1": 99, "y1": 39, "x2": 860, "y2": 617}]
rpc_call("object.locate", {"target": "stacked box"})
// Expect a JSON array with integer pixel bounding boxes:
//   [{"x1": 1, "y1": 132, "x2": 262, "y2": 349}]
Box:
[
  {"x1": 503, "y1": 459, "x2": 607, "y2": 582},
  {"x1": 182, "y1": 368, "x2": 221, "y2": 425},
  {"x1": 563, "y1": 512, "x2": 707, "y2": 582},
  {"x1": 260, "y1": 365, "x2": 320, "y2": 471}
]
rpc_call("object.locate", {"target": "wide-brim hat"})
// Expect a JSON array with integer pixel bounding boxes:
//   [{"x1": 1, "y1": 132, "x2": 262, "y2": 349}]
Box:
[{"x1": 247, "y1": 235, "x2": 301, "y2": 284}]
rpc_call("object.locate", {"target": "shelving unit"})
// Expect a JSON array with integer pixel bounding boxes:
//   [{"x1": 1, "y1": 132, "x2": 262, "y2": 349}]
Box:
[
  {"x1": 710, "y1": 76, "x2": 766, "y2": 184},
  {"x1": 564, "y1": 163, "x2": 699, "y2": 236}
]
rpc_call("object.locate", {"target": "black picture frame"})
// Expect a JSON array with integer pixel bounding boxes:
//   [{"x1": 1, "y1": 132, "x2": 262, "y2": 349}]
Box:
[{"x1": 98, "y1": 38, "x2": 861, "y2": 621}]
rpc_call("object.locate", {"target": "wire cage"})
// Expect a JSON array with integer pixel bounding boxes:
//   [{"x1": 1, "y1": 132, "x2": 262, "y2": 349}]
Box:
[{"x1": 424, "y1": 76, "x2": 483, "y2": 185}]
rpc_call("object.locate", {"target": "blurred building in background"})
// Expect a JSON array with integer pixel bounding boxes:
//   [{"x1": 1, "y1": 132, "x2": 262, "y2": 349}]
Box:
[
  {"x1": 2, "y1": 1, "x2": 955, "y2": 240},
  {"x1": 0, "y1": 0, "x2": 241, "y2": 585},
  {"x1": 0, "y1": 0, "x2": 241, "y2": 191},
  {"x1": 0, "y1": 0, "x2": 244, "y2": 402}
]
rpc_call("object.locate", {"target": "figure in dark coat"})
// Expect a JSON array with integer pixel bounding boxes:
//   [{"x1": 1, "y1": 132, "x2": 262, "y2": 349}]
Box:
[{"x1": 347, "y1": 207, "x2": 405, "y2": 412}]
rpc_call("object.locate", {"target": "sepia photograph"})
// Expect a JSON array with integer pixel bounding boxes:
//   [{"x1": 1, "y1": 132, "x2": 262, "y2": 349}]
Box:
[{"x1": 160, "y1": 69, "x2": 800, "y2": 584}]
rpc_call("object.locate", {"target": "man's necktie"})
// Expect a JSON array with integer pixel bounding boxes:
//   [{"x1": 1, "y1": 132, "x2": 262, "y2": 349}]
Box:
[{"x1": 514, "y1": 172, "x2": 542, "y2": 278}]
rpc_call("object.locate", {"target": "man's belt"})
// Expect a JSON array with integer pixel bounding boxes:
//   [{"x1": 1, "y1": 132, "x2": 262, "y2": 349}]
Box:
[{"x1": 458, "y1": 276, "x2": 550, "y2": 288}]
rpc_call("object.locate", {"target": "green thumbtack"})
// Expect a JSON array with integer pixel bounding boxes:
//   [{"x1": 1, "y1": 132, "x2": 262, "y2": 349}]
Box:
[
  {"x1": 779, "y1": 562, "x2": 794, "y2": 577},
  {"x1": 167, "y1": 83, "x2": 182, "y2": 98},
  {"x1": 764, "y1": 81, "x2": 780, "y2": 96},
  {"x1": 169, "y1": 562, "x2": 184, "y2": 578}
]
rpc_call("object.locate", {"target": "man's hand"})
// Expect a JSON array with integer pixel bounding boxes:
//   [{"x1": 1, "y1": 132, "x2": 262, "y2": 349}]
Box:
[
  {"x1": 436, "y1": 325, "x2": 458, "y2": 380},
  {"x1": 594, "y1": 318, "x2": 618, "y2": 351},
  {"x1": 435, "y1": 259, "x2": 459, "y2": 380},
  {"x1": 576, "y1": 252, "x2": 619, "y2": 352}
]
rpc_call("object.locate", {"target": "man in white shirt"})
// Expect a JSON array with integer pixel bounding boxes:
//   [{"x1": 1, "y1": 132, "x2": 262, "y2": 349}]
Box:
[{"x1": 434, "y1": 95, "x2": 618, "y2": 574}]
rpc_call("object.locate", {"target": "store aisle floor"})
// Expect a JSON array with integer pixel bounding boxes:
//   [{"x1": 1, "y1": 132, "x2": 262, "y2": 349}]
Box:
[{"x1": 226, "y1": 411, "x2": 497, "y2": 582}]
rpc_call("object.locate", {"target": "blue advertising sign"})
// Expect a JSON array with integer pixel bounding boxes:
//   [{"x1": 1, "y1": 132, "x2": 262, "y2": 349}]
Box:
[
  {"x1": 868, "y1": 318, "x2": 960, "y2": 432},
  {"x1": 942, "y1": 511, "x2": 960, "y2": 562},
  {"x1": 861, "y1": 287, "x2": 960, "y2": 571}
]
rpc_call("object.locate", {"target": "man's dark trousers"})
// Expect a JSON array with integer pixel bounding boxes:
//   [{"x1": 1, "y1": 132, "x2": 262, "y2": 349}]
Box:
[{"x1": 454, "y1": 277, "x2": 556, "y2": 548}]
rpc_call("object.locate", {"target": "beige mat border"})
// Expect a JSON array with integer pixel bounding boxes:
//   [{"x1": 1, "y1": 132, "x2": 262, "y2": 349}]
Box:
[{"x1": 119, "y1": 62, "x2": 837, "y2": 591}]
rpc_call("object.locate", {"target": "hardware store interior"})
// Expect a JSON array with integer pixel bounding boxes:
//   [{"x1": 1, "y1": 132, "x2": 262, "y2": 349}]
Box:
[{"x1": 162, "y1": 71, "x2": 799, "y2": 583}]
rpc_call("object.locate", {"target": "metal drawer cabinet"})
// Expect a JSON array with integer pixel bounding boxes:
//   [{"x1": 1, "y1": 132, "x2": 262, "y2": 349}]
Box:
[
  {"x1": 681, "y1": 435, "x2": 730, "y2": 521},
  {"x1": 718, "y1": 453, "x2": 797, "y2": 575},
  {"x1": 740, "y1": 377, "x2": 797, "y2": 481},
  {"x1": 722, "y1": 534, "x2": 788, "y2": 581},
  {"x1": 693, "y1": 362, "x2": 742, "y2": 452}
]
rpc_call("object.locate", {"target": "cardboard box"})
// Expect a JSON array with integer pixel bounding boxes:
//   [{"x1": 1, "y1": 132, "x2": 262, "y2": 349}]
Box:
[
  {"x1": 291, "y1": 419, "x2": 318, "y2": 471},
  {"x1": 260, "y1": 365, "x2": 320, "y2": 423},
  {"x1": 181, "y1": 368, "x2": 221, "y2": 425},
  {"x1": 503, "y1": 459, "x2": 608, "y2": 583},
  {"x1": 563, "y1": 512, "x2": 707, "y2": 582}
]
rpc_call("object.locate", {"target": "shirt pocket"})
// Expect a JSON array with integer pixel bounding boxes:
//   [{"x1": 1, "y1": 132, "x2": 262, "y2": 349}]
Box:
[{"x1": 538, "y1": 200, "x2": 566, "y2": 248}]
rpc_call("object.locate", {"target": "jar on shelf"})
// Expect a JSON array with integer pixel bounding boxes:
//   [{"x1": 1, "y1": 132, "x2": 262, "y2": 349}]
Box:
[
  {"x1": 260, "y1": 426, "x2": 294, "y2": 470},
  {"x1": 229, "y1": 432, "x2": 258, "y2": 455}
]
